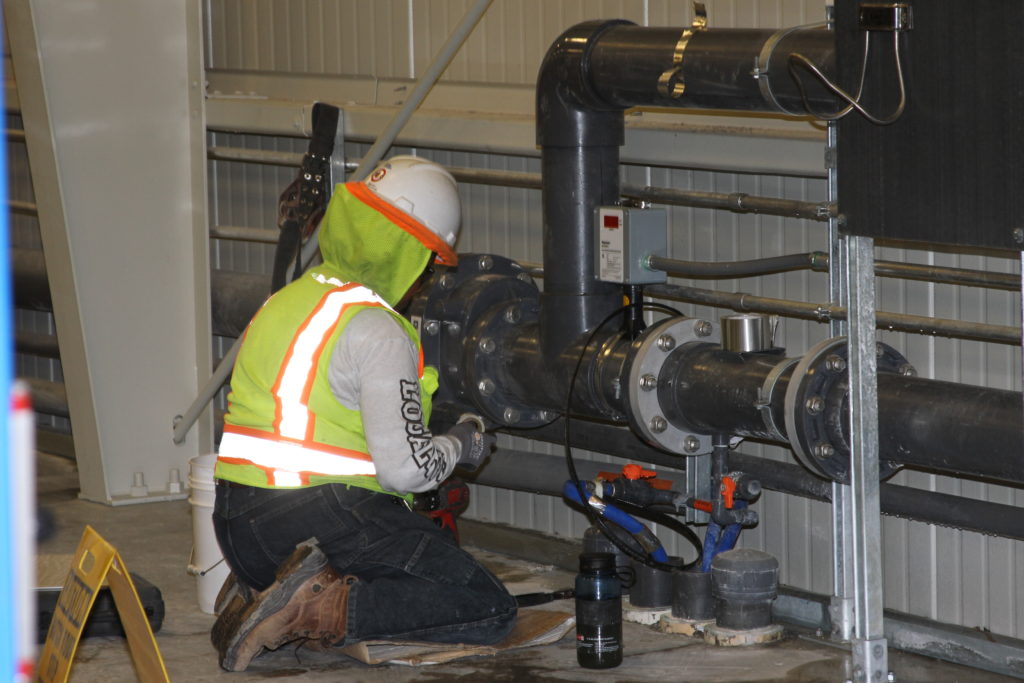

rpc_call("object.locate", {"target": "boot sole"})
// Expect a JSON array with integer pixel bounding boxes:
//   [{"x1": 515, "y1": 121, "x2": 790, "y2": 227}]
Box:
[{"x1": 218, "y1": 541, "x2": 327, "y2": 671}]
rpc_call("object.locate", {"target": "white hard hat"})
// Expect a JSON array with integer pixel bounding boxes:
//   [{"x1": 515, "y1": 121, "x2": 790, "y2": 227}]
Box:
[{"x1": 363, "y1": 155, "x2": 461, "y2": 265}]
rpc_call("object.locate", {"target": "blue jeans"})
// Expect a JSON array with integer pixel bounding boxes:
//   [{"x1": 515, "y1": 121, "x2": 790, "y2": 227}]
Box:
[{"x1": 212, "y1": 482, "x2": 517, "y2": 645}]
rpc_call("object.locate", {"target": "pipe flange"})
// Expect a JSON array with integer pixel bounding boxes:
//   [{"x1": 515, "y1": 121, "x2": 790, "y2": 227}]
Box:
[
  {"x1": 783, "y1": 337, "x2": 908, "y2": 482},
  {"x1": 463, "y1": 299, "x2": 551, "y2": 429},
  {"x1": 412, "y1": 253, "x2": 543, "y2": 427},
  {"x1": 626, "y1": 317, "x2": 719, "y2": 455}
]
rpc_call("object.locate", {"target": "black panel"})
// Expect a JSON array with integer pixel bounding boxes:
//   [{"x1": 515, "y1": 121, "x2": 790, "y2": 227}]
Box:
[{"x1": 836, "y1": 1, "x2": 1024, "y2": 250}]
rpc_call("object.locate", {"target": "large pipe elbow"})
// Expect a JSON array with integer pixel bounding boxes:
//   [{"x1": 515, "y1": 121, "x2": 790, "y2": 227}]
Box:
[{"x1": 536, "y1": 20, "x2": 631, "y2": 148}]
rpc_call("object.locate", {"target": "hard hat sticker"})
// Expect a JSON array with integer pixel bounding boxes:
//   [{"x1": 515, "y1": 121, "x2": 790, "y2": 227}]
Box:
[{"x1": 370, "y1": 168, "x2": 387, "y2": 182}]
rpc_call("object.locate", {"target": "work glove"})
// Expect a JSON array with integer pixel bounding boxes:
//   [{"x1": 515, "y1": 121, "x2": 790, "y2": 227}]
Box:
[{"x1": 448, "y1": 417, "x2": 495, "y2": 472}]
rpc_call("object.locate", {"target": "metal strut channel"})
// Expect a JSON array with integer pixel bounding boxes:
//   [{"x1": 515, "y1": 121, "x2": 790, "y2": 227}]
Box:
[{"x1": 846, "y1": 234, "x2": 887, "y2": 682}]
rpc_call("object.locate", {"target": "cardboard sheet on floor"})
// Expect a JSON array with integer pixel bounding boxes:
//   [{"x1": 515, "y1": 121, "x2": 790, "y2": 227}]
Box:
[{"x1": 338, "y1": 608, "x2": 575, "y2": 666}]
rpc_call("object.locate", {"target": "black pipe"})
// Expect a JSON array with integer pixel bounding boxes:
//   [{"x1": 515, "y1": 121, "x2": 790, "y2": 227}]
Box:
[
  {"x1": 661, "y1": 344, "x2": 789, "y2": 440},
  {"x1": 211, "y1": 269, "x2": 270, "y2": 338},
  {"x1": 658, "y1": 343, "x2": 1024, "y2": 484},
  {"x1": 537, "y1": 20, "x2": 628, "y2": 366},
  {"x1": 586, "y1": 25, "x2": 837, "y2": 113},
  {"x1": 875, "y1": 374, "x2": 1024, "y2": 485}
]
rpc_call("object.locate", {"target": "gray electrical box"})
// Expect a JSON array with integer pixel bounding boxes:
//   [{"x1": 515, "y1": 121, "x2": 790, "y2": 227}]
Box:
[{"x1": 595, "y1": 206, "x2": 668, "y2": 284}]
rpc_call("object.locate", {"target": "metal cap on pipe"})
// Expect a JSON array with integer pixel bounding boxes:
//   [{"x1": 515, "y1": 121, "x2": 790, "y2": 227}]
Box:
[{"x1": 721, "y1": 314, "x2": 772, "y2": 353}]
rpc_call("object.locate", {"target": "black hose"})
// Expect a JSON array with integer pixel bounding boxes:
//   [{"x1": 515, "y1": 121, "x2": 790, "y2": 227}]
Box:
[{"x1": 648, "y1": 252, "x2": 825, "y2": 279}]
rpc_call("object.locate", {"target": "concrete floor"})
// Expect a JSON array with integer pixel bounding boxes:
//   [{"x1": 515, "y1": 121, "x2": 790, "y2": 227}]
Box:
[{"x1": 36, "y1": 452, "x2": 1016, "y2": 682}]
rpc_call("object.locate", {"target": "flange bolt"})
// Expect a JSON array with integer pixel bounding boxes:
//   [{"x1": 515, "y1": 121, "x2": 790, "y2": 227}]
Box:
[
  {"x1": 695, "y1": 320, "x2": 713, "y2": 337},
  {"x1": 683, "y1": 435, "x2": 701, "y2": 453},
  {"x1": 479, "y1": 337, "x2": 496, "y2": 354},
  {"x1": 805, "y1": 396, "x2": 825, "y2": 415},
  {"x1": 898, "y1": 364, "x2": 916, "y2": 377},
  {"x1": 813, "y1": 442, "x2": 835, "y2": 459},
  {"x1": 478, "y1": 379, "x2": 495, "y2": 396},
  {"x1": 650, "y1": 416, "x2": 668, "y2": 433},
  {"x1": 825, "y1": 354, "x2": 846, "y2": 372},
  {"x1": 640, "y1": 374, "x2": 658, "y2": 391},
  {"x1": 657, "y1": 334, "x2": 676, "y2": 351}
]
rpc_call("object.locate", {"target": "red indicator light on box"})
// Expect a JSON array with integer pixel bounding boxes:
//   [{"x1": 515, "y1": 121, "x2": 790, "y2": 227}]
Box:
[{"x1": 603, "y1": 214, "x2": 620, "y2": 229}]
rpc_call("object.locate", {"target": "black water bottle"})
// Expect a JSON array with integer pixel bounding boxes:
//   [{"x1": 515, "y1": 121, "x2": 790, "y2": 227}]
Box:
[{"x1": 575, "y1": 552, "x2": 623, "y2": 669}]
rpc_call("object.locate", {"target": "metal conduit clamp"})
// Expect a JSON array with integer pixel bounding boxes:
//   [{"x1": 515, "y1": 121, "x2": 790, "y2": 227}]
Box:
[
  {"x1": 756, "y1": 356, "x2": 799, "y2": 442},
  {"x1": 752, "y1": 21, "x2": 829, "y2": 114},
  {"x1": 783, "y1": 336, "x2": 909, "y2": 482},
  {"x1": 657, "y1": 2, "x2": 708, "y2": 99},
  {"x1": 625, "y1": 317, "x2": 719, "y2": 455}
]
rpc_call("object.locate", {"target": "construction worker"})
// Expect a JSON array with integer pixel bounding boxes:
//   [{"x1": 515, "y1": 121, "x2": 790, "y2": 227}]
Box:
[{"x1": 209, "y1": 156, "x2": 517, "y2": 671}]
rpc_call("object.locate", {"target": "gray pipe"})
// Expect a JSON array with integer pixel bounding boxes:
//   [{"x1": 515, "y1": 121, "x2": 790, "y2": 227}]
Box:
[
  {"x1": 10, "y1": 250, "x2": 1017, "y2": 346},
  {"x1": 23, "y1": 377, "x2": 68, "y2": 418},
  {"x1": 16, "y1": 332, "x2": 59, "y2": 359},
  {"x1": 646, "y1": 282, "x2": 1022, "y2": 346},
  {"x1": 206, "y1": 147, "x2": 836, "y2": 222},
  {"x1": 203, "y1": 150, "x2": 1022, "y2": 292},
  {"x1": 8, "y1": 200, "x2": 37, "y2": 216},
  {"x1": 209, "y1": 225, "x2": 279, "y2": 244},
  {"x1": 478, "y1": 439, "x2": 1024, "y2": 541}
]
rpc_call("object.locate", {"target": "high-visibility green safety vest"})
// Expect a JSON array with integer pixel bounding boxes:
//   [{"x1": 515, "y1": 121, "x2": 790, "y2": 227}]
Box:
[{"x1": 216, "y1": 270, "x2": 437, "y2": 496}]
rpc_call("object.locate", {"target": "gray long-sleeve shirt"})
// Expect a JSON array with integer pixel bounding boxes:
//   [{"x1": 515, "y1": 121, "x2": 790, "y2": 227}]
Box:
[{"x1": 327, "y1": 307, "x2": 461, "y2": 494}]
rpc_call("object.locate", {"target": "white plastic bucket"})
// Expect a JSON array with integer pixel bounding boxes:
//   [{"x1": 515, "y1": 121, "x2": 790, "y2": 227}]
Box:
[{"x1": 188, "y1": 453, "x2": 230, "y2": 614}]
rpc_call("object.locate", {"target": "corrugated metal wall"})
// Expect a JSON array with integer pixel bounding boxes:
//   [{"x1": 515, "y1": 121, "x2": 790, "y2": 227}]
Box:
[
  {"x1": 201, "y1": 0, "x2": 1023, "y2": 638},
  {"x1": 7, "y1": 110, "x2": 69, "y2": 434}
]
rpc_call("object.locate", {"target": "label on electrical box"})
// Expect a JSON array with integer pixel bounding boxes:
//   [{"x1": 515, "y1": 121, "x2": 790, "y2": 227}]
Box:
[{"x1": 598, "y1": 208, "x2": 625, "y2": 283}]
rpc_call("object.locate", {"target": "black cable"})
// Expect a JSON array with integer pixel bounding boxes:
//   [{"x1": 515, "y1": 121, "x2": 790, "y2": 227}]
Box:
[
  {"x1": 563, "y1": 301, "x2": 701, "y2": 575},
  {"x1": 613, "y1": 498, "x2": 703, "y2": 570}
]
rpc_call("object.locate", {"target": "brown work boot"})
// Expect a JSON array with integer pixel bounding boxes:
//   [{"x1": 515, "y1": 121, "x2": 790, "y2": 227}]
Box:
[
  {"x1": 214, "y1": 571, "x2": 253, "y2": 616},
  {"x1": 210, "y1": 572, "x2": 255, "y2": 655},
  {"x1": 214, "y1": 540, "x2": 356, "y2": 671}
]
